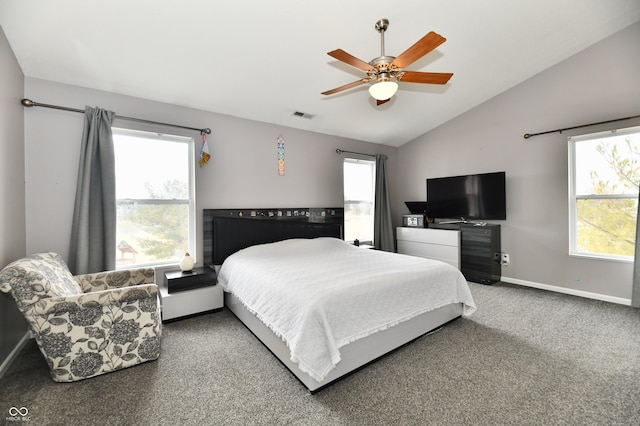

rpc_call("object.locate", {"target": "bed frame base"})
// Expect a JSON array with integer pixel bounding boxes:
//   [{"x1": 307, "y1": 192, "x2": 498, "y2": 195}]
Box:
[{"x1": 225, "y1": 292, "x2": 463, "y2": 393}]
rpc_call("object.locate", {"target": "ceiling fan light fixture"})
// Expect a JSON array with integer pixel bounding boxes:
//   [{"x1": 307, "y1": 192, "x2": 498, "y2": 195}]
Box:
[
  {"x1": 369, "y1": 78, "x2": 398, "y2": 101},
  {"x1": 322, "y1": 19, "x2": 452, "y2": 104}
]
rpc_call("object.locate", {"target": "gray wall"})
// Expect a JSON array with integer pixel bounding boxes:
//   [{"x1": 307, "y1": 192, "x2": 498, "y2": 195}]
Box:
[
  {"x1": 0, "y1": 27, "x2": 28, "y2": 370},
  {"x1": 23, "y1": 78, "x2": 397, "y2": 265},
  {"x1": 396, "y1": 22, "x2": 640, "y2": 302}
]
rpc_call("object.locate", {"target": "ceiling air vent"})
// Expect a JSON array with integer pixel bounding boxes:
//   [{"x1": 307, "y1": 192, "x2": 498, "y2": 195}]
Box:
[{"x1": 293, "y1": 111, "x2": 313, "y2": 119}]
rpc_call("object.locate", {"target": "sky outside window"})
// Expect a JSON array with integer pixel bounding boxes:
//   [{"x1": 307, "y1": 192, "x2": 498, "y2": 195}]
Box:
[{"x1": 114, "y1": 132, "x2": 190, "y2": 199}]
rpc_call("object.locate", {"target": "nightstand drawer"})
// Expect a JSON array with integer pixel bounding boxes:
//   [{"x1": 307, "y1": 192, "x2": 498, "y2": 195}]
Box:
[
  {"x1": 165, "y1": 267, "x2": 216, "y2": 293},
  {"x1": 160, "y1": 284, "x2": 223, "y2": 322}
]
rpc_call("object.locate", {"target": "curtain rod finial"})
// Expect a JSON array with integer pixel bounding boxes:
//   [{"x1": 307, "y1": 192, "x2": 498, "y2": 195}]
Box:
[
  {"x1": 21, "y1": 98, "x2": 35, "y2": 107},
  {"x1": 336, "y1": 149, "x2": 343, "y2": 154},
  {"x1": 203, "y1": 128, "x2": 212, "y2": 135},
  {"x1": 523, "y1": 133, "x2": 531, "y2": 139}
]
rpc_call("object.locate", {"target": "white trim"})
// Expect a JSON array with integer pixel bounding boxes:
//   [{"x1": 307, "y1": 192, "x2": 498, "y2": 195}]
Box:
[
  {"x1": 568, "y1": 252, "x2": 633, "y2": 264},
  {"x1": 501, "y1": 276, "x2": 631, "y2": 306},
  {"x1": 0, "y1": 332, "x2": 31, "y2": 380}
]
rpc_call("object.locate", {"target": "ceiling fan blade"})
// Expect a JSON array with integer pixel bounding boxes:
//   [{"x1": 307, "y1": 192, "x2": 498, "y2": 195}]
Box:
[
  {"x1": 376, "y1": 98, "x2": 391, "y2": 106},
  {"x1": 327, "y1": 49, "x2": 374, "y2": 72},
  {"x1": 321, "y1": 78, "x2": 370, "y2": 96},
  {"x1": 398, "y1": 71, "x2": 453, "y2": 84},
  {"x1": 392, "y1": 31, "x2": 446, "y2": 69}
]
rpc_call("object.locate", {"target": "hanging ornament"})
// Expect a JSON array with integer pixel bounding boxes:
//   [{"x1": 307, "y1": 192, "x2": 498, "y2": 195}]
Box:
[
  {"x1": 277, "y1": 135, "x2": 285, "y2": 176},
  {"x1": 199, "y1": 130, "x2": 211, "y2": 167}
]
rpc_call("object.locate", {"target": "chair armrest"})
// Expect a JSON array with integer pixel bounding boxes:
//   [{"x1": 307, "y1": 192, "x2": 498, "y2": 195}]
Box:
[
  {"x1": 75, "y1": 268, "x2": 155, "y2": 293},
  {"x1": 32, "y1": 284, "x2": 158, "y2": 316}
]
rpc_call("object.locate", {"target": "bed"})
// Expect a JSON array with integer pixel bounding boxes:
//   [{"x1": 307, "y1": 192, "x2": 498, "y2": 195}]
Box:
[{"x1": 204, "y1": 210, "x2": 476, "y2": 392}]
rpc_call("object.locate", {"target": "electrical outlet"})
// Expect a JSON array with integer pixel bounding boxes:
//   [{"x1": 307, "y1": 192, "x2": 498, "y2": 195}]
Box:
[{"x1": 501, "y1": 253, "x2": 510, "y2": 265}]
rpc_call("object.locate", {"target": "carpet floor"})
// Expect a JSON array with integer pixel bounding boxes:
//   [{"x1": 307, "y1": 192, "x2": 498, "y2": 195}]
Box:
[{"x1": 1, "y1": 282, "x2": 639, "y2": 425}]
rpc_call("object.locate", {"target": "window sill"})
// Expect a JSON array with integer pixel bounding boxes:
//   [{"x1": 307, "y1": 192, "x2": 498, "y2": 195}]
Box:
[{"x1": 569, "y1": 252, "x2": 633, "y2": 264}]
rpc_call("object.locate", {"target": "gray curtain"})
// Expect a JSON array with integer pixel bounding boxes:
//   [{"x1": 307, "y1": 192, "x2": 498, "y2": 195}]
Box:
[
  {"x1": 633, "y1": 186, "x2": 640, "y2": 307},
  {"x1": 68, "y1": 106, "x2": 116, "y2": 274},
  {"x1": 374, "y1": 154, "x2": 395, "y2": 252}
]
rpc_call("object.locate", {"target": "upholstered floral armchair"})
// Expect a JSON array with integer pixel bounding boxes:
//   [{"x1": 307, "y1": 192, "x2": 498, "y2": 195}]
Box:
[{"x1": 0, "y1": 252, "x2": 161, "y2": 382}]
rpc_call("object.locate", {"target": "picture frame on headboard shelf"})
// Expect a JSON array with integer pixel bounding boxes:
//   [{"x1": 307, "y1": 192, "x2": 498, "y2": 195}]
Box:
[{"x1": 204, "y1": 208, "x2": 342, "y2": 223}]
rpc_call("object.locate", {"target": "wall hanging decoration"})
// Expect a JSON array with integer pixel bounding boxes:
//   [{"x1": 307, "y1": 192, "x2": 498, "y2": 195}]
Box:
[
  {"x1": 199, "y1": 129, "x2": 211, "y2": 167},
  {"x1": 277, "y1": 136, "x2": 285, "y2": 176}
]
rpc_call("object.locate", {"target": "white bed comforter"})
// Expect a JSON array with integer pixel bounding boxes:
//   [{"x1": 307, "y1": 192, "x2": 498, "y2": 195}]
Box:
[{"x1": 218, "y1": 237, "x2": 476, "y2": 382}]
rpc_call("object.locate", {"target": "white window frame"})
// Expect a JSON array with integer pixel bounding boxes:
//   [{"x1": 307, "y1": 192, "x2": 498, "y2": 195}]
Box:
[
  {"x1": 343, "y1": 157, "x2": 376, "y2": 245},
  {"x1": 568, "y1": 126, "x2": 640, "y2": 263},
  {"x1": 112, "y1": 127, "x2": 196, "y2": 269}
]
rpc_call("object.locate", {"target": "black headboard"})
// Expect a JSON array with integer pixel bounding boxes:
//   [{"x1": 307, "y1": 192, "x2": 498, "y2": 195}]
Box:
[{"x1": 203, "y1": 208, "x2": 343, "y2": 266}]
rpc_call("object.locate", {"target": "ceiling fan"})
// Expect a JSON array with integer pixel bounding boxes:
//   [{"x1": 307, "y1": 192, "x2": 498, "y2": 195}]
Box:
[{"x1": 321, "y1": 19, "x2": 453, "y2": 105}]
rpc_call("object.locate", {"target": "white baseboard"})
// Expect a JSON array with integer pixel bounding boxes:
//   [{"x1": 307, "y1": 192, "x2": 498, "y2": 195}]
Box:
[
  {"x1": 501, "y1": 276, "x2": 632, "y2": 306},
  {"x1": 0, "y1": 332, "x2": 31, "y2": 380}
]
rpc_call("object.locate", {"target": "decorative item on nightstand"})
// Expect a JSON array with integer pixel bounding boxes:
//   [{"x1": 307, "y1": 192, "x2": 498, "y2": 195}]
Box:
[{"x1": 180, "y1": 252, "x2": 194, "y2": 272}]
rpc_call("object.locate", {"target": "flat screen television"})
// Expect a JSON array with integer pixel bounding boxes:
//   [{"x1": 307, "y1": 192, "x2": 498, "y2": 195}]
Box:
[{"x1": 426, "y1": 171, "x2": 506, "y2": 221}]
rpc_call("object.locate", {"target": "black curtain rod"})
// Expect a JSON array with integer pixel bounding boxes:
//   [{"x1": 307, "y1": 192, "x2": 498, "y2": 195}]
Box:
[
  {"x1": 523, "y1": 114, "x2": 640, "y2": 139},
  {"x1": 21, "y1": 98, "x2": 211, "y2": 134},
  {"x1": 335, "y1": 148, "x2": 375, "y2": 157}
]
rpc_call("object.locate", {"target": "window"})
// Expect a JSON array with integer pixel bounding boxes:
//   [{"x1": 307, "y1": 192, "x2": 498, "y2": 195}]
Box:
[
  {"x1": 113, "y1": 128, "x2": 195, "y2": 268},
  {"x1": 568, "y1": 126, "x2": 640, "y2": 261},
  {"x1": 343, "y1": 157, "x2": 375, "y2": 244}
]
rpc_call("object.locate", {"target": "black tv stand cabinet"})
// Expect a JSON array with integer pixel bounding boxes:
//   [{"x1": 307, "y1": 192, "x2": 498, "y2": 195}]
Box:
[
  {"x1": 421, "y1": 222, "x2": 501, "y2": 284},
  {"x1": 459, "y1": 224, "x2": 501, "y2": 284}
]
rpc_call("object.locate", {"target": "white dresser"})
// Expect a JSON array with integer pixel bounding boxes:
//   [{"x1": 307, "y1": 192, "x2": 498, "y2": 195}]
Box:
[{"x1": 396, "y1": 227, "x2": 460, "y2": 269}]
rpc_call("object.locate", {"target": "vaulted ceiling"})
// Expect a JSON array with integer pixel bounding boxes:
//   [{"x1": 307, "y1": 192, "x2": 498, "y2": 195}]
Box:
[{"x1": 1, "y1": 1, "x2": 639, "y2": 147}]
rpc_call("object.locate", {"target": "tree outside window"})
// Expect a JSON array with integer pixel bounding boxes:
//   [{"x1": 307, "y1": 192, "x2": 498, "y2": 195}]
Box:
[
  {"x1": 113, "y1": 128, "x2": 195, "y2": 268},
  {"x1": 569, "y1": 126, "x2": 640, "y2": 260}
]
